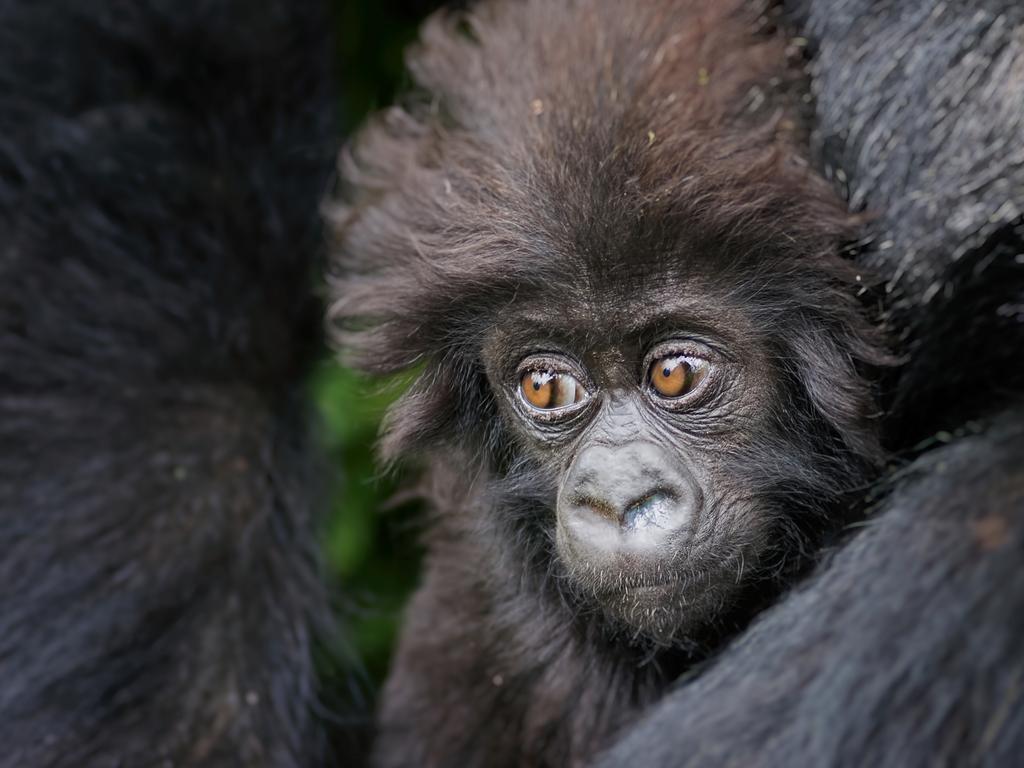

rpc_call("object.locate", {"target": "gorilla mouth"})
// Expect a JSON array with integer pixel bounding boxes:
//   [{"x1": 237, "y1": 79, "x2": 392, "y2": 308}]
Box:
[
  {"x1": 575, "y1": 547, "x2": 751, "y2": 622},
  {"x1": 583, "y1": 569, "x2": 681, "y2": 597},
  {"x1": 618, "y1": 582, "x2": 680, "y2": 607},
  {"x1": 572, "y1": 540, "x2": 725, "y2": 594}
]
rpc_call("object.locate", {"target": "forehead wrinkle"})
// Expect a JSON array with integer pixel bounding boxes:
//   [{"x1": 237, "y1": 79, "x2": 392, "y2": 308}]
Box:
[
  {"x1": 498, "y1": 277, "x2": 745, "y2": 354},
  {"x1": 585, "y1": 268, "x2": 741, "y2": 337}
]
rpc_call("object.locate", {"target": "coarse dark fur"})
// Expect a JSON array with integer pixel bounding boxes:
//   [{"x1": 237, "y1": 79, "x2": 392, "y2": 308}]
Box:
[
  {"x1": 329, "y1": 1, "x2": 889, "y2": 765},
  {"x1": 802, "y1": 0, "x2": 1024, "y2": 447},
  {"x1": 0, "y1": 1, "x2": 339, "y2": 765},
  {"x1": 596, "y1": 0, "x2": 1024, "y2": 765}
]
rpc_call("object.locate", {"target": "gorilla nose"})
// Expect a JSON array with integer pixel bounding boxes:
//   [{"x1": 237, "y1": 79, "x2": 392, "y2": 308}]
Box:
[{"x1": 557, "y1": 441, "x2": 697, "y2": 551}]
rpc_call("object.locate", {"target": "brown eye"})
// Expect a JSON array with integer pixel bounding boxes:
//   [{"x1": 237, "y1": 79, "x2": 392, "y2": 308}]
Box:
[
  {"x1": 520, "y1": 370, "x2": 588, "y2": 411},
  {"x1": 649, "y1": 356, "x2": 701, "y2": 398}
]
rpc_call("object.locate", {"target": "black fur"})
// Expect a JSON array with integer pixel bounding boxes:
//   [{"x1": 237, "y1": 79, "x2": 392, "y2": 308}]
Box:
[
  {"x1": 0, "y1": 1, "x2": 338, "y2": 765},
  {"x1": 596, "y1": 0, "x2": 1024, "y2": 764}
]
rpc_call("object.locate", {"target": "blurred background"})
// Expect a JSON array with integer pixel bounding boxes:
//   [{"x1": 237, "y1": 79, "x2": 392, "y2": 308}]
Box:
[{"x1": 318, "y1": 0, "x2": 443, "y2": 692}]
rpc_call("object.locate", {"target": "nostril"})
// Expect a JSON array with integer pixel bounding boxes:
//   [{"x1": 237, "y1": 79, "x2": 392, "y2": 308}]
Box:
[
  {"x1": 622, "y1": 489, "x2": 679, "y2": 530},
  {"x1": 571, "y1": 494, "x2": 620, "y2": 523},
  {"x1": 571, "y1": 489, "x2": 681, "y2": 528}
]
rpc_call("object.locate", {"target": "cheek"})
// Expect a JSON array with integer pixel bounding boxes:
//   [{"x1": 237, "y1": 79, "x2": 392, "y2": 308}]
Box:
[
  {"x1": 691, "y1": 485, "x2": 775, "y2": 561},
  {"x1": 683, "y1": 437, "x2": 780, "y2": 536},
  {"x1": 488, "y1": 446, "x2": 564, "y2": 512}
]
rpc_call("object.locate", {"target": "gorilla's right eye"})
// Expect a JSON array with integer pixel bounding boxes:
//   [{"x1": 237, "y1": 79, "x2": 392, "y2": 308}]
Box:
[{"x1": 519, "y1": 369, "x2": 589, "y2": 411}]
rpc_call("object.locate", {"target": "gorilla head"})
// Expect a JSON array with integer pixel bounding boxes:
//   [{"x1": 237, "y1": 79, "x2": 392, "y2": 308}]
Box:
[{"x1": 331, "y1": 0, "x2": 886, "y2": 645}]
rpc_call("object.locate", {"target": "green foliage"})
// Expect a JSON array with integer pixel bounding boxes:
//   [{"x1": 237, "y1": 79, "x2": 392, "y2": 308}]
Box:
[
  {"x1": 333, "y1": 2, "x2": 429, "y2": 132},
  {"x1": 314, "y1": 364, "x2": 396, "y2": 579},
  {"x1": 312, "y1": 363, "x2": 421, "y2": 683},
  {"x1": 318, "y1": 0, "x2": 438, "y2": 685}
]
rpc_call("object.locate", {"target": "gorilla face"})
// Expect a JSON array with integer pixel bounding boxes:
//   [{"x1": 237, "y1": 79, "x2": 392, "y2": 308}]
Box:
[{"x1": 482, "y1": 265, "x2": 855, "y2": 642}]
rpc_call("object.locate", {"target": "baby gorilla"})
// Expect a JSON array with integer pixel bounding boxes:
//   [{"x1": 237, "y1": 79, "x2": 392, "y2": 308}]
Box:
[{"x1": 331, "y1": 0, "x2": 885, "y2": 764}]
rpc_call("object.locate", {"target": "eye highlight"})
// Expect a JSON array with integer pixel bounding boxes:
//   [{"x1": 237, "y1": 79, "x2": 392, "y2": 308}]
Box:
[
  {"x1": 519, "y1": 369, "x2": 588, "y2": 411},
  {"x1": 648, "y1": 355, "x2": 706, "y2": 399}
]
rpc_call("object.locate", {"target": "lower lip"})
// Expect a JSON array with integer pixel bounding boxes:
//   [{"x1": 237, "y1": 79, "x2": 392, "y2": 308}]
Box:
[{"x1": 596, "y1": 581, "x2": 674, "y2": 598}]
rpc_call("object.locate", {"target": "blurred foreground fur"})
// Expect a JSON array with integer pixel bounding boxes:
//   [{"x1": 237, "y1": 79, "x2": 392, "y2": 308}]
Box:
[{"x1": 0, "y1": 1, "x2": 340, "y2": 765}]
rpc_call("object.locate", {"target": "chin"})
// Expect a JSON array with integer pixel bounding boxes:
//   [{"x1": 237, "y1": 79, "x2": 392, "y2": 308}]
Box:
[
  {"x1": 566, "y1": 551, "x2": 754, "y2": 646},
  {"x1": 557, "y1": 569, "x2": 698, "y2": 645},
  {"x1": 600, "y1": 582, "x2": 719, "y2": 645}
]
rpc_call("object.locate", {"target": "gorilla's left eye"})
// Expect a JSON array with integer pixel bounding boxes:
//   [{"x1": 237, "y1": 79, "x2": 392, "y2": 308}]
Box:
[
  {"x1": 519, "y1": 369, "x2": 589, "y2": 411},
  {"x1": 648, "y1": 355, "x2": 707, "y2": 399}
]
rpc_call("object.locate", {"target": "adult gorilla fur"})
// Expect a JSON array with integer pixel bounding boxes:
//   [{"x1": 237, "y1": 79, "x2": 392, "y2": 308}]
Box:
[
  {"x1": 0, "y1": 1, "x2": 338, "y2": 765},
  {"x1": 597, "y1": 0, "x2": 1024, "y2": 765}
]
